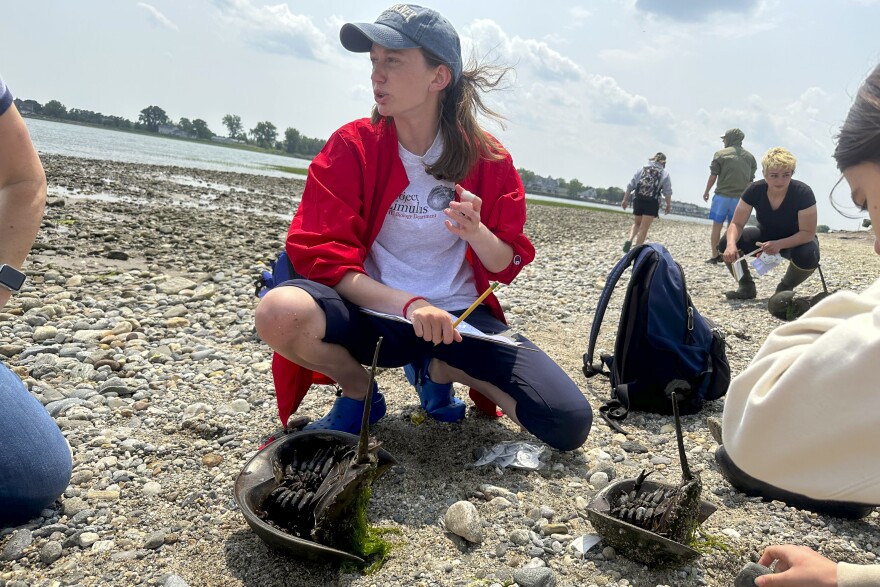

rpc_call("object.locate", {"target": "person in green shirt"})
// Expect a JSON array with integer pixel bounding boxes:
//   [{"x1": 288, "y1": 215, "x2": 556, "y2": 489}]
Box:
[{"x1": 702, "y1": 128, "x2": 757, "y2": 263}]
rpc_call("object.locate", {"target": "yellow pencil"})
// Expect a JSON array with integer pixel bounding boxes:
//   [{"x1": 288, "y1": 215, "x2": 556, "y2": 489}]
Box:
[{"x1": 452, "y1": 282, "x2": 500, "y2": 328}]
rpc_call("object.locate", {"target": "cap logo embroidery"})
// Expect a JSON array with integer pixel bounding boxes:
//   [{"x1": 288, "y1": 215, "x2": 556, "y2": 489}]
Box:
[{"x1": 385, "y1": 4, "x2": 417, "y2": 22}]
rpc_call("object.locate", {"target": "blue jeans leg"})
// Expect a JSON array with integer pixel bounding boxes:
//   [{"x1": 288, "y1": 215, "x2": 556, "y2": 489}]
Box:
[{"x1": 0, "y1": 364, "x2": 72, "y2": 527}]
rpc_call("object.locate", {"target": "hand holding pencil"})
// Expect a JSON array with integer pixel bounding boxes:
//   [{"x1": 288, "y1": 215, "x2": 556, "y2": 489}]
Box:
[
  {"x1": 409, "y1": 282, "x2": 501, "y2": 345},
  {"x1": 452, "y1": 282, "x2": 500, "y2": 328}
]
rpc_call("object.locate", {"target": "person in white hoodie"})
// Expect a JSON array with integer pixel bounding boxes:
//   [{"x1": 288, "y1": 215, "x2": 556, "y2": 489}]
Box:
[{"x1": 719, "y1": 63, "x2": 880, "y2": 587}]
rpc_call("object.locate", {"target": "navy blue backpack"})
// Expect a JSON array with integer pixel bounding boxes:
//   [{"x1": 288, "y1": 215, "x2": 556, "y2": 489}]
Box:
[{"x1": 583, "y1": 244, "x2": 730, "y2": 430}]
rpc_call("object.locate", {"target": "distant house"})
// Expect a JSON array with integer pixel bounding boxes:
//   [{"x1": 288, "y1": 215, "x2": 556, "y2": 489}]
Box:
[
  {"x1": 577, "y1": 187, "x2": 597, "y2": 200},
  {"x1": 525, "y1": 176, "x2": 569, "y2": 196},
  {"x1": 157, "y1": 124, "x2": 193, "y2": 138},
  {"x1": 211, "y1": 136, "x2": 246, "y2": 145},
  {"x1": 19, "y1": 99, "x2": 41, "y2": 115}
]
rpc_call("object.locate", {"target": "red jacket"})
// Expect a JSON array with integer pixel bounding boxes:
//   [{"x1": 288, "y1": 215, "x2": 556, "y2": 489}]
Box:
[{"x1": 272, "y1": 117, "x2": 536, "y2": 426}]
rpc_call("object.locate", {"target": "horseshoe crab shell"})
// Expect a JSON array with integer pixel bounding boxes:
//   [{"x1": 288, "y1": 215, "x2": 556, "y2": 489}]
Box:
[
  {"x1": 585, "y1": 477, "x2": 716, "y2": 567},
  {"x1": 233, "y1": 430, "x2": 397, "y2": 565}
]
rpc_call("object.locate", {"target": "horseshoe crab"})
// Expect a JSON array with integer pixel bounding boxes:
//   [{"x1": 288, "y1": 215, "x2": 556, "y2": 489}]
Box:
[
  {"x1": 234, "y1": 337, "x2": 397, "y2": 565},
  {"x1": 585, "y1": 382, "x2": 716, "y2": 567}
]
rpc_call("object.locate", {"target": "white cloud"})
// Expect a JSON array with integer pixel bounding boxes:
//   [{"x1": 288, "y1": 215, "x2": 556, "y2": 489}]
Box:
[
  {"x1": 137, "y1": 2, "x2": 178, "y2": 32},
  {"x1": 464, "y1": 19, "x2": 584, "y2": 83},
  {"x1": 211, "y1": 0, "x2": 335, "y2": 61},
  {"x1": 462, "y1": 18, "x2": 673, "y2": 136}
]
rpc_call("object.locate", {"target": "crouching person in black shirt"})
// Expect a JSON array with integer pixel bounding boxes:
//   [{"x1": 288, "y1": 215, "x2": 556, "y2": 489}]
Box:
[{"x1": 719, "y1": 147, "x2": 820, "y2": 310}]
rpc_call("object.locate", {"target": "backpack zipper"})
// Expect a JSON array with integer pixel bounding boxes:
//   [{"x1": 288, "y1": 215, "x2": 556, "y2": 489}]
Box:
[{"x1": 675, "y1": 261, "x2": 695, "y2": 339}]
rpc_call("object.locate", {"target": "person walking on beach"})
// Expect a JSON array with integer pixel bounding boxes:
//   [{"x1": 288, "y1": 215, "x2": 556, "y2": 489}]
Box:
[
  {"x1": 715, "y1": 62, "x2": 880, "y2": 586},
  {"x1": 718, "y1": 147, "x2": 819, "y2": 304},
  {"x1": 620, "y1": 152, "x2": 672, "y2": 253},
  {"x1": 0, "y1": 73, "x2": 72, "y2": 527},
  {"x1": 255, "y1": 4, "x2": 593, "y2": 452},
  {"x1": 702, "y1": 128, "x2": 757, "y2": 263}
]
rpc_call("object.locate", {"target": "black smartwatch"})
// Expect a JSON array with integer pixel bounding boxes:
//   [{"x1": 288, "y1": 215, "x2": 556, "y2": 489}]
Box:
[{"x1": 0, "y1": 264, "x2": 26, "y2": 293}]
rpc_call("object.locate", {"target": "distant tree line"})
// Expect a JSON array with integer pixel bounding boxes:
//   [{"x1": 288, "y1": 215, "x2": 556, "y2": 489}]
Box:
[
  {"x1": 14, "y1": 97, "x2": 326, "y2": 158},
  {"x1": 517, "y1": 167, "x2": 625, "y2": 203}
]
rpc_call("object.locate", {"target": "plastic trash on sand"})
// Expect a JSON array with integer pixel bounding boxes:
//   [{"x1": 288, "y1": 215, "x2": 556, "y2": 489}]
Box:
[
  {"x1": 474, "y1": 441, "x2": 548, "y2": 470},
  {"x1": 570, "y1": 535, "x2": 602, "y2": 558},
  {"x1": 751, "y1": 252, "x2": 783, "y2": 276}
]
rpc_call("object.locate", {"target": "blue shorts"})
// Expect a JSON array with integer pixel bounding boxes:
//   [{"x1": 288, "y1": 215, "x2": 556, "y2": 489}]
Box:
[
  {"x1": 709, "y1": 194, "x2": 739, "y2": 224},
  {"x1": 281, "y1": 279, "x2": 593, "y2": 451}
]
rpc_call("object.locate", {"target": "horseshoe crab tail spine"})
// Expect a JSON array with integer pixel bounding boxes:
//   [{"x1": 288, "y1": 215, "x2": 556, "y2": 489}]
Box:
[
  {"x1": 358, "y1": 336, "x2": 383, "y2": 464},
  {"x1": 671, "y1": 391, "x2": 692, "y2": 481}
]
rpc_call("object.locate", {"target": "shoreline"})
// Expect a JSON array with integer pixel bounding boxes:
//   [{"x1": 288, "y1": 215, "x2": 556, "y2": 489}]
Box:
[{"x1": 2, "y1": 153, "x2": 878, "y2": 587}]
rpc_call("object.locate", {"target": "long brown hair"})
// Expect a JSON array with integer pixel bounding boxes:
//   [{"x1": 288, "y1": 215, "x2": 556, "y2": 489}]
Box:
[{"x1": 372, "y1": 52, "x2": 512, "y2": 183}]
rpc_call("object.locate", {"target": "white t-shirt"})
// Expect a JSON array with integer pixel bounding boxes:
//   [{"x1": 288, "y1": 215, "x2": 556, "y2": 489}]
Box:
[{"x1": 364, "y1": 133, "x2": 478, "y2": 311}]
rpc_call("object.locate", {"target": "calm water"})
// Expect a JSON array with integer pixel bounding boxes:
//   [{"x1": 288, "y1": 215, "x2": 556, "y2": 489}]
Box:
[
  {"x1": 25, "y1": 119, "x2": 712, "y2": 224},
  {"x1": 25, "y1": 118, "x2": 311, "y2": 178}
]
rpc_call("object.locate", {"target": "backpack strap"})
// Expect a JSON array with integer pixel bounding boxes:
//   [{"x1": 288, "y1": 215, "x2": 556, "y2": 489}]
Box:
[
  {"x1": 583, "y1": 245, "x2": 653, "y2": 379},
  {"x1": 598, "y1": 383, "x2": 632, "y2": 434}
]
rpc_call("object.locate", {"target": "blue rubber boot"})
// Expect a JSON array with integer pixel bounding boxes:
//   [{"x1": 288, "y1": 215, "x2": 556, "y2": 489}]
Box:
[
  {"x1": 303, "y1": 382, "x2": 386, "y2": 434},
  {"x1": 403, "y1": 357, "x2": 466, "y2": 423}
]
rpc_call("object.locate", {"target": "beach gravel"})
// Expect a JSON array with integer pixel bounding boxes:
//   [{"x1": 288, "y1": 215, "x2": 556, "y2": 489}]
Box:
[{"x1": 2, "y1": 153, "x2": 879, "y2": 586}]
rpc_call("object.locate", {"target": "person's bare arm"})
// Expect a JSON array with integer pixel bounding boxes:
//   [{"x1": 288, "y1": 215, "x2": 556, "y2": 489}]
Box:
[
  {"x1": 703, "y1": 174, "x2": 717, "y2": 202},
  {"x1": 761, "y1": 205, "x2": 818, "y2": 255},
  {"x1": 722, "y1": 200, "x2": 753, "y2": 263},
  {"x1": 334, "y1": 270, "x2": 463, "y2": 346},
  {"x1": 0, "y1": 103, "x2": 46, "y2": 309}
]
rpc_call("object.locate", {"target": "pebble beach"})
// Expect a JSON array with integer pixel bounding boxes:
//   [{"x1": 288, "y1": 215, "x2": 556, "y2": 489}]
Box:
[{"x1": 2, "y1": 153, "x2": 880, "y2": 587}]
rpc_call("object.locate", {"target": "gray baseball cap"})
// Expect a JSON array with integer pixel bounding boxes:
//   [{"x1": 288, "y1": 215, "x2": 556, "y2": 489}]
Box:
[{"x1": 340, "y1": 4, "x2": 462, "y2": 84}]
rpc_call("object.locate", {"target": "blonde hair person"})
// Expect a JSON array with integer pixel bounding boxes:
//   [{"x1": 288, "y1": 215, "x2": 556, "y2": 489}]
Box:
[
  {"x1": 717, "y1": 146, "x2": 819, "y2": 307},
  {"x1": 761, "y1": 146, "x2": 797, "y2": 175},
  {"x1": 255, "y1": 4, "x2": 593, "y2": 451}
]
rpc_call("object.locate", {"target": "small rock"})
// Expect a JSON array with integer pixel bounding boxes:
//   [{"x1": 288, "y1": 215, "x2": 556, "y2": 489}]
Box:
[
  {"x1": 707, "y1": 416, "x2": 723, "y2": 444},
  {"x1": 510, "y1": 528, "x2": 530, "y2": 546},
  {"x1": 164, "y1": 575, "x2": 191, "y2": 587},
  {"x1": 62, "y1": 496, "x2": 90, "y2": 517},
  {"x1": 79, "y1": 532, "x2": 100, "y2": 547},
  {"x1": 1, "y1": 529, "x2": 33, "y2": 561},
  {"x1": 513, "y1": 566, "x2": 557, "y2": 587},
  {"x1": 620, "y1": 440, "x2": 649, "y2": 454},
  {"x1": 540, "y1": 522, "x2": 568, "y2": 535},
  {"x1": 443, "y1": 501, "x2": 483, "y2": 544},
  {"x1": 589, "y1": 471, "x2": 610, "y2": 489},
  {"x1": 202, "y1": 454, "x2": 223, "y2": 467},
  {"x1": 735, "y1": 562, "x2": 772, "y2": 587},
  {"x1": 145, "y1": 531, "x2": 166, "y2": 550},
  {"x1": 39, "y1": 540, "x2": 63, "y2": 564},
  {"x1": 722, "y1": 528, "x2": 741, "y2": 539},
  {"x1": 142, "y1": 482, "x2": 163, "y2": 497}
]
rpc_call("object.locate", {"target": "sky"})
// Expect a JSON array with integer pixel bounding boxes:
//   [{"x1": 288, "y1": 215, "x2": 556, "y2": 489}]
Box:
[{"x1": 3, "y1": 0, "x2": 880, "y2": 229}]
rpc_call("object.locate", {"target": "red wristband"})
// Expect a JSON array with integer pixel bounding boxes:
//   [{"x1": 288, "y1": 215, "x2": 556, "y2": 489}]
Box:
[{"x1": 402, "y1": 296, "x2": 426, "y2": 318}]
